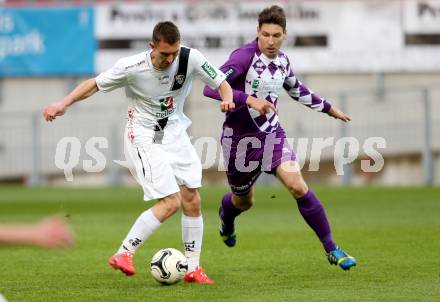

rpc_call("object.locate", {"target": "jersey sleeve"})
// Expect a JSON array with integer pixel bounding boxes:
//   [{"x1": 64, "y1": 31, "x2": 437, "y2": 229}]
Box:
[
  {"x1": 283, "y1": 59, "x2": 331, "y2": 113},
  {"x1": 190, "y1": 49, "x2": 226, "y2": 89},
  {"x1": 95, "y1": 59, "x2": 128, "y2": 92},
  {"x1": 203, "y1": 47, "x2": 250, "y2": 108}
]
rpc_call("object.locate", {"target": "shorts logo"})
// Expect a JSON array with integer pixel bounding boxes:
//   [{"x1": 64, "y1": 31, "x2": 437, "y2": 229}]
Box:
[
  {"x1": 202, "y1": 62, "x2": 217, "y2": 79},
  {"x1": 175, "y1": 74, "x2": 185, "y2": 85},
  {"x1": 231, "y1": 183, "x2": 250, "y2": 193}
]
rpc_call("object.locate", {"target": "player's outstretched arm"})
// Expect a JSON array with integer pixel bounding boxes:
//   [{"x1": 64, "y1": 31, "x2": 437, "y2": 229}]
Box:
[
  {"x1": 217, "y1": 80, "x2": 235, "y2": 112},
  {"x1": 327, "y1": 107, "x2": 351, "y2": 122},
  {"x1": 0, "y1": 216, "x2": 74, "y2": 249},
  {"x1": 43, "y1": 78, "x2": 99, "y2": 122}
]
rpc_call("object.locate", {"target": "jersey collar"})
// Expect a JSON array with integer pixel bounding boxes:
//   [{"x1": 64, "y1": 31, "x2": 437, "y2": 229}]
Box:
[{"x1": 254, "y1": 38, "x2": 281, "y2": 66}]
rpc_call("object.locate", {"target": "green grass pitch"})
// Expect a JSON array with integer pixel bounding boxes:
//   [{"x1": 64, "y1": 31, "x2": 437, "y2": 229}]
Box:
[{"x1": 0, "y1": 186, "x2": 439, "y2": 302}]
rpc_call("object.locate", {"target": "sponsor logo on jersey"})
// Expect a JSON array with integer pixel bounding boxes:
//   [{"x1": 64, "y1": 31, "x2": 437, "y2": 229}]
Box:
[
  {"x1": 251, "y1": 78, "x2": 284, "y2": 93},
  {"x1": 202, "y1": 61, "x2": 217, "y2": 79},
  {"x1": 251, "y1": 79, "x2": 260, "y2": 90},
  {"x1": 155, "y1": 108, "x2": 175, "y2": 118},
  {"x1": 125, "y1": 60, "x2": 144, "y2": 70},
  {"x1": 160, "y1": 96, "x2": 174, "y2": 111},
  {"x1": 155, "y1": 97, "x2": 175, "y2": 118}
]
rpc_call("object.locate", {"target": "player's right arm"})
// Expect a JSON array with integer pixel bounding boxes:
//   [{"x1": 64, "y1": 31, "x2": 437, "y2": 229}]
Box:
[
  {"x1": 43, "y1": 78, "x2": 98, "y2": 122},
  {"x1": 43, "y1": 58, "x2": 128, "y2": 122},
  {"x1": 203, "y1": 49, "x2": 275, "y2": 115}
]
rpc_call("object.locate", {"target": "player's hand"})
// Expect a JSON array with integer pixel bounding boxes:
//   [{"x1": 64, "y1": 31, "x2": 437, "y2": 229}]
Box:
[
  {"x1": 43, "y1": 101, "x2": 67, "y2": 122},
  {"x1": 220, "y1": 99, "x2": 235, "y2": 112},
  {"x1": 246, "y1": 96, "x2": 276, "y2": 115},
  {"x1": 32, "y1": 216, "x2": 75, "y2": 249},
  {"x1": 328, "y1": 107, "x2": 351, "y2": 122}
]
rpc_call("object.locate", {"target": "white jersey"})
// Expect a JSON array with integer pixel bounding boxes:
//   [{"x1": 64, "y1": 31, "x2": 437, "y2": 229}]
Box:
[{"x1": 95, "y1": 47, "x2": 225, "y2": 144}]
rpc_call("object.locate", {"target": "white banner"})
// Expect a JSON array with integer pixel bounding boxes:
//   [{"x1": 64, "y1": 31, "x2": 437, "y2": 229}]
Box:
[
  {"x1": 95, "y1": 0, "x2": 440, "y2": 73},
  {"x1": 403, "y1": 0, "x2": 440, "y2": 33},
  {"x1": 96, "y1": 1, "x2": 333, "y2": 39}
]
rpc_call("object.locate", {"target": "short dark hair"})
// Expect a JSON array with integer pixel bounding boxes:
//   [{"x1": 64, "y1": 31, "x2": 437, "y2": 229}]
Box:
[
  {"x1": 152, "y1": 21, "x2": 180, "y2": 45},
  {"x1": 258, "y1": 5, "x2": 286, "y2": 30}
]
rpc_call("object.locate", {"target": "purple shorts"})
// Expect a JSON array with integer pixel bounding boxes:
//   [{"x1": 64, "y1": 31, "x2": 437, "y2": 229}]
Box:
[{"x1": 221, "y1": 126, "x2": 296, "y2": 196}]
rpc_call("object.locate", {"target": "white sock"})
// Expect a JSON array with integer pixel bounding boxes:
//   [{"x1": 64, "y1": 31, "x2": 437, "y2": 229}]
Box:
[
  {"x1": 181, "y1": 214, "x2": 203, "y2": 272},
  {"x1": 118, "y1": 209, "x2": 161, "y2": 254}
]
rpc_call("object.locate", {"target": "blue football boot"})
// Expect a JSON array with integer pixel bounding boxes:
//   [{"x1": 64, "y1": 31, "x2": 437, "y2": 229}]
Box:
[
  {"x1": 219, "y1": 207, "x2": 236, "y2": 247},
  {"x1": 327, "y1": 246, "x2": 357, "y2": 270}
]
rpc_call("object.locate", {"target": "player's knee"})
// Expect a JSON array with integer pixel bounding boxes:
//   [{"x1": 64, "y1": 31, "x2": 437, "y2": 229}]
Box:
[
  {"x1": 240, "y1": 199, "x2": 254, "y2": 210},
  {"x1": 185, "y1": 189, "x2": 200, "y2": 202},
  {"x1": 162, "y1": 195, "x2": 181, "y2": 216},
  {"x1": 181, "y1": 191, "x2": 201, "y2": 214},
  {"x1": 183, "y1": 194, "x2": 200, "y2": 207},
  {"x1": 286, "y1": 181, "x2": 308, "y2": 199},
  {"x1": 234, "y1": 195, "x2": 254, "y2": 210}
]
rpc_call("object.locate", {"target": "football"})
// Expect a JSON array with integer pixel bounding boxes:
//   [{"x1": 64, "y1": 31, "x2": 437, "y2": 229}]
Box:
[{"x1": 150, "y1": 248, "x2": 188, "y2": 284}]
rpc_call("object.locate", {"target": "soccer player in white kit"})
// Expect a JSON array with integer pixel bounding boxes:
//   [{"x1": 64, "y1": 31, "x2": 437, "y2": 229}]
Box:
[{"x1": 43, "y1": 21, "x2": 235, "y2": 284}]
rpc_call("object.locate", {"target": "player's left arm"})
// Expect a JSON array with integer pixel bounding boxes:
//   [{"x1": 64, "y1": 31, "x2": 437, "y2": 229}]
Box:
[
  {"x1": 327, "y1": 106, "x2": 351, "y2": 122},
  {"x1": 191, "y1": 49, "x2": 234, "y2": 112},
  {"x1": 217, "y1": 80, "x2": 235, "y2": 112},
  {"x1": 283, "y1": 63, "x2": 350, "y2": 122}
]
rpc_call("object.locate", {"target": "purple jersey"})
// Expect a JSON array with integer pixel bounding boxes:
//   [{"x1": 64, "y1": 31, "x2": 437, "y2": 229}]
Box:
[
  {"x1": 204, "y1": 39, "x2": 331, "y2": 136},
  {"x1": 204, "y1": 39, "x2": 331, "y2": 195}
]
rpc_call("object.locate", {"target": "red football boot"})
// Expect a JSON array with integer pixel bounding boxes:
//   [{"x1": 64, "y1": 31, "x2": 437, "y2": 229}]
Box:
[
  {"x1": 183, "y1": 266, "x2": 215, "y2": 285},
  {"x1": 108, "y1": 251, "x2": 135, "y2": 276}
]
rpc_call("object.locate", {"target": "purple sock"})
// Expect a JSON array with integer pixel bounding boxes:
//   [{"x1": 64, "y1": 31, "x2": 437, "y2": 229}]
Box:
[
  {"x1": 220, "y1": 192, "x2": 242, "y2": 233},
  {"x1": 296, "y1": 190, "x2": 336, "y2": 253}
]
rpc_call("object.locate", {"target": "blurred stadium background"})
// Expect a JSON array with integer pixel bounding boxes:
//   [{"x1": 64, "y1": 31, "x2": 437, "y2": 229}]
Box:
[
  {"x1": 0, "y1": 0, "x2": 439, "y2": 187},
  {"x1": 1, "y1": 2, "x2": 439, "y2": 302}
]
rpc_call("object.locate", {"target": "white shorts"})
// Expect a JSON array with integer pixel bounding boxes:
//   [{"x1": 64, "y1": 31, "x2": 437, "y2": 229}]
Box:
[{"x1": 124, "y1": 128, "x2": 202, "y2": 201}]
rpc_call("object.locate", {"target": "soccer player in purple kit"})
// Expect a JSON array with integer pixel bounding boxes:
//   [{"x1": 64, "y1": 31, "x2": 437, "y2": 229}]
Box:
[{"x1": 204, "y1": 5, "x2": 357, "y2": 270}]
